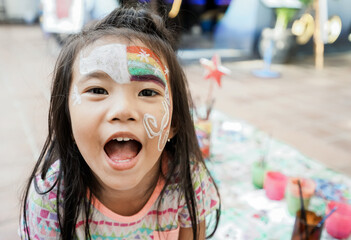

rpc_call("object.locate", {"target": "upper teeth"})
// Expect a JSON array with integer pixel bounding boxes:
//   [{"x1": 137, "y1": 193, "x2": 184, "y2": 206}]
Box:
[{"x1": 113, "y1": 137, "x2": 132, "y2": 141}]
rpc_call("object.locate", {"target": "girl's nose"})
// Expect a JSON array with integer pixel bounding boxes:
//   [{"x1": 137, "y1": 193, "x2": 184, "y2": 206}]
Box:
[{"x1": 107, "y1": 92, "x2": 139, "y2": 122}]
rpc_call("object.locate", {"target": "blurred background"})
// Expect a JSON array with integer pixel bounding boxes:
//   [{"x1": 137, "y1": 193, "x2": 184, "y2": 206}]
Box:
[{"x1": 0, "y1": 0, "x2": 350, "y2": 239}]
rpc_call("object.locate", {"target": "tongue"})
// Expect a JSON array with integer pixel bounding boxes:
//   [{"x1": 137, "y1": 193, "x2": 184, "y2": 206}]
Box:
[{"x1": 105, "y1": 140, "x2": 139, "y2": 161}]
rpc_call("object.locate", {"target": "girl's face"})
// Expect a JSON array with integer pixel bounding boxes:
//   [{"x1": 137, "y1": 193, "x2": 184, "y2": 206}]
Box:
[{"x1": 69, "y1": 37, "x2": 173, "y2": 193}]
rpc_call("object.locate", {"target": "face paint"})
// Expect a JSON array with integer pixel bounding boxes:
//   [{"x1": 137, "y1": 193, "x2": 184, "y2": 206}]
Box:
[
  {"x1": 143, "y1": 100, "x2": 170, "y2": 151},
  {"x1": 72, "y1": 84, "x2": 81, "y2": 105},
  {"x1": 164, "y1": 66, "x2": 169, "y2": 77},
  {"x1": 127, "y1": 46, "x2": 171, "y2": 151},
  {"x1": 137, "y1": 48, "x2": 150, "y2": 62},
  {"x1": 79, "y1": 44, "x2": 130, "y2": 84},
  {"x1": 127, "y1": 46, "x2": 167, "y2": 87},
  {"x1": 79, "y1": 43, "x2": 171, "y2": 151}
]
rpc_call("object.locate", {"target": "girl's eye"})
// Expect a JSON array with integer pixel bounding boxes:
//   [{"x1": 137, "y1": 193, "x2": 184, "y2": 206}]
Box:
[
  {"x1": 138, "y1": 89, "x2": 158, "y2": 97},
  {"x1": 87, "y1": 88, "x2": 108, "y2": 95}
]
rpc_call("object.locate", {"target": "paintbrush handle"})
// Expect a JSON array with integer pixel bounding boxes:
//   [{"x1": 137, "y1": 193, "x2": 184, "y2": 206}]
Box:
[
  {"x1": 297, "y1": 180, "x2": 309, "y2": 240},
  {"x1": 309, "y1": 207, "x2": 338, "y2": 235}
]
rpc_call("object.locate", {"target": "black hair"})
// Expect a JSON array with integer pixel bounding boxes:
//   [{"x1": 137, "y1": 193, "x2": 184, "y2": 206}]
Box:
[{"x1": 21, "y1": 6, "x2": 220, "y2": 240}]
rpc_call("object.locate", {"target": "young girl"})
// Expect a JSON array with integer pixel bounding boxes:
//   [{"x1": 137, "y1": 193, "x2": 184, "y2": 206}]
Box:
[{"x1": 21, "y1": 6, "x2": 220, "y2": 240}]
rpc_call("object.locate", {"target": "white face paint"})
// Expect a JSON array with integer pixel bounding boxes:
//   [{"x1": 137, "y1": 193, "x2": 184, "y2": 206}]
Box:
[
  {"x1": 72, "y1": 84, "x2": 81, "y2": 105},
  {"x1": 143, "y1": 66, "x2": 171, "y2": 152},
  {"x1": 164, "y1": 66, "x2": 169, "y2": 77},
  {"x1": 143, "y1": 97, "x2": 170, "y2": 152},
  {"x1": 79, "y1": 44, "x2": 130, "y2": 84}
]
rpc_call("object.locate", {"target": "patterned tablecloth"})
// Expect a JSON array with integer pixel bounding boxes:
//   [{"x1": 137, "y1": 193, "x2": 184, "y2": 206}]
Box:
[{"x1": 202, "y1": 111, "x2": 351, "y2": 240}]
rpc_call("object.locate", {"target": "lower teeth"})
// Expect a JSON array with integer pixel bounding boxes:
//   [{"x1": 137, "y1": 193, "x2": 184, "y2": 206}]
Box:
[{"x1": 113, "y1": 159, "x2": 131, "y2": 163}]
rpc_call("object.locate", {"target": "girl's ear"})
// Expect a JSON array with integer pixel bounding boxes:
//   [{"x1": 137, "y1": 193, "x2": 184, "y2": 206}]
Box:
[
  {"x1": 169, "y1": 114, "x2": 178, "y2": 140},
  {"x1": 168, "y1": 126, "x2": 177, "y2": 140}
]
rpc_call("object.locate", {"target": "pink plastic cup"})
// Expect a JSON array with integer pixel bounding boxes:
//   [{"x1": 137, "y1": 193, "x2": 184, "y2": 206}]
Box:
[
  {"x1": 325, "y1": 201, "x2": 351, "y2": 239},
  {"x1": 264, "y1": 171, "x2": 288, "y2": 200}
]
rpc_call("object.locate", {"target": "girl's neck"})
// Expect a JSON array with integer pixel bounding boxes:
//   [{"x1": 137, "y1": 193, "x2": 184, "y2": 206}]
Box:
[{"x1": 97, "y1": 162, "x2": 161, "y2": 217}]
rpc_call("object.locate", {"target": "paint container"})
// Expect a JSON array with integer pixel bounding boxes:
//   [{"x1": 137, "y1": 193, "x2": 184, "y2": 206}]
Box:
[
  {"x1": 251, "y1": 161, "x2": 268, "y2": 189},
  {"x1": 264, "y1": 171, "x2": 288, "y2": 200},
  {"x1": 325, "y1": 201, "x2": 351, "y2": 239},
  {"x1": 291, "y1": 210, "x2": 323, "y2": 240},
  {"x1": 286, "y1": 177, "x2": 316, "y2": 215},
  {"x1": 194, "y1": 120, "x2": 212, "y2": 159}
]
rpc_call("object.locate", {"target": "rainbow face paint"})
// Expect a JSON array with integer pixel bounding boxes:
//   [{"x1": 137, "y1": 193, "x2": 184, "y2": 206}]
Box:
[
  {"x1": 127, "y1": 46, "x2": 171, "y2": 152},
  {"x1": 127, "y1": 46, "x2": 168, "y2": 89}
]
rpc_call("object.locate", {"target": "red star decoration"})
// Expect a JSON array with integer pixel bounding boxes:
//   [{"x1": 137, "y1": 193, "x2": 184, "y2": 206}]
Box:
[{"x1": 200, "y1": 54, "x2": 230, "y2": 87}]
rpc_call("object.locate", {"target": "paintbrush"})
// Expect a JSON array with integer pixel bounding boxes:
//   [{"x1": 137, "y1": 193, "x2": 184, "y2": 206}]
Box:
[
  {"x1": 297, "y1": 180, "x2": 309, "y2": 240},
  {"x1": 205, "y1": 98, "x2": 215, "y2": 120},
  {"x1": 309, "y1": 206, "x2": 337, "y2": 235},
  {"x1": 193, "y1": 98, "x2": 200, "y2": 120},
  {"x1": 259, "y1": 156, "x2": 265, "y2": 168}
]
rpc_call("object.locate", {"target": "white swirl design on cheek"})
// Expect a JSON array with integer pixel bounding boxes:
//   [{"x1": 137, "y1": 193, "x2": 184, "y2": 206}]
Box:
[
  {"x1": 79, "y1": 44, "x2": 130, "y2": 84},
  {"x1": 72, "y1": 85, "x2": 81, "y2": 105},
  {"x1": 143, "y1": 93, "x2": 170, "y2": 152},
  {"x1": 137, "y1": 47, "x2": 171, "y2": 152}
]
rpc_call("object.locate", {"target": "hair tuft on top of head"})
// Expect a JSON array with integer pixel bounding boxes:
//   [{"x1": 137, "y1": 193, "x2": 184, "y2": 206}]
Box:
[{"x1": 95, "y1": 7, "x2": 178, "y2": 51}]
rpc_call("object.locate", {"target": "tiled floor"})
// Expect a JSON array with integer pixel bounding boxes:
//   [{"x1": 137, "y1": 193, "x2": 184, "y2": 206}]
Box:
[{"x1": 0, "y1": 25, "x2": 350, "y2": 239}]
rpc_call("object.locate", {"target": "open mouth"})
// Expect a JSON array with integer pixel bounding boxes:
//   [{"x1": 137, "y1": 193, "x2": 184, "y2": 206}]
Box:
[{"x1": 104, "y1": 137, "x2": 142, "y2": 162}]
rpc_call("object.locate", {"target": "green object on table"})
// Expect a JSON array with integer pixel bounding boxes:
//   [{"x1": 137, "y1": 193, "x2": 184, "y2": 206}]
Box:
[
  {"x1": 286, "y1": 178, "x2": 316, "y2": 215},
  {"x1": 286, "y1": 190, "x2": 312, "y2": 216},
  {"x1": 252, "y1": 161, "x2": 268, "y2": 189}
]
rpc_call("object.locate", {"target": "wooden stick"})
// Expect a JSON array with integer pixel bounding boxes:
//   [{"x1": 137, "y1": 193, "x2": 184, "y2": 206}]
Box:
[{"x1": 314, "y1": 0, "x2": 324, "y2": 69}]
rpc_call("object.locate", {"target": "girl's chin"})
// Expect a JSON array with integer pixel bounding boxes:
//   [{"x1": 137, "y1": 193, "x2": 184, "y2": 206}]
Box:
[{"x1": 101, "y1": 174, "x2": 145, "y2": 193}]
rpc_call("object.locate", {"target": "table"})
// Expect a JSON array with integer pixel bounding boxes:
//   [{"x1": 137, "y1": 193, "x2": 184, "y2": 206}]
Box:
[{"x1": 203, "y1": 111, "x2": 351, "y2": 239}]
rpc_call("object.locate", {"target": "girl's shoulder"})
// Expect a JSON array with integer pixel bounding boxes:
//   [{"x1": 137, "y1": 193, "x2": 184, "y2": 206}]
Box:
[
  {"x1": 177, "y1": 160, "x2": 220, "y2": 227},
  {"x1": 34, "y1": 160, "x2": 61, "y2": 193},
  {"x1": 189, "y1": 160, "x2": 210, "y2": 182},
  {"x1": 20, "y1": 160, "x2": 62, "y2": 239},
  {"x1": 27, "y1": 160, "x2": 63, "y2": 215},
  {"x1": 166, "y1": 159, "x2": 211, "y2": 189},
  {"x1": 190, "y1": 160, "x2": 216, "y2": 191}
]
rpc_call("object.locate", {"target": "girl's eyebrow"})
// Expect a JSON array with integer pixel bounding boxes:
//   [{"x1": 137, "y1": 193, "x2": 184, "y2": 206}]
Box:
[
  {"x1": 78, "y1": 71, "x2": 111, "y2": 83},
  {"x1": 131, "y1": 75, "x2": 166, "y2": 89}
]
